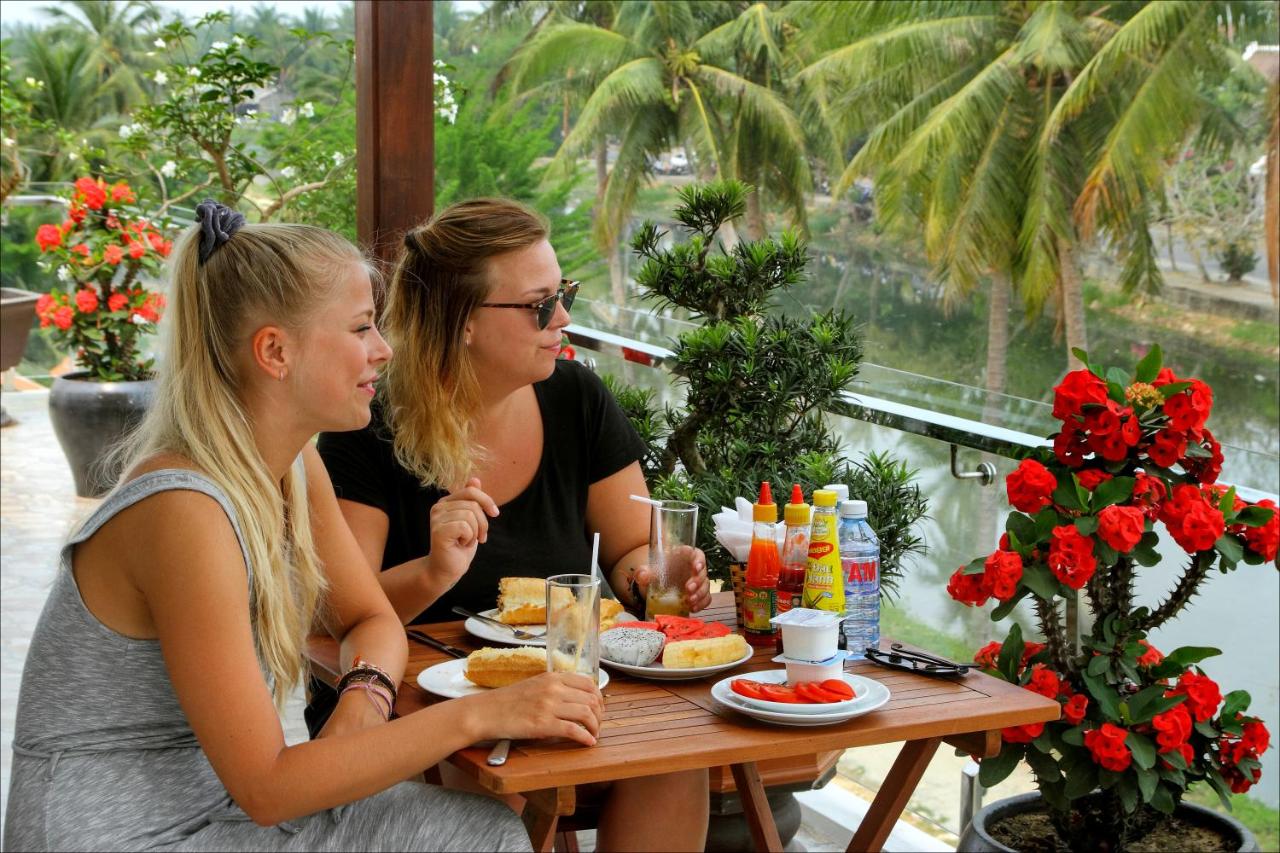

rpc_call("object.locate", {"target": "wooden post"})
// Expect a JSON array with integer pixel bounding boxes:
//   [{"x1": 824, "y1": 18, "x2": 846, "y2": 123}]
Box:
[{"x1": 355, "y1": 0, "x2": 434, "y2": 272}]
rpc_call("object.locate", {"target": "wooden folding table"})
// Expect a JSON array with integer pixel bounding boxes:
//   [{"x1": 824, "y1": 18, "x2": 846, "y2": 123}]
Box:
[{"x1": 311, "y1": 592, "x2": 1058, "y2": 852}]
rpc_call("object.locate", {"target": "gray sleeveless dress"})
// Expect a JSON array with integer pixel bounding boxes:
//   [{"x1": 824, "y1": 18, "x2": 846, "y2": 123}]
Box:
[{"x1": 2, "y1": 469, "x2": 531, "y2": 852}]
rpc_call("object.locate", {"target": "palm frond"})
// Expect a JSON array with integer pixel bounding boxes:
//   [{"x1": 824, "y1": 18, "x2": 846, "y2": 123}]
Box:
[
  {"x1": 553, "y1": 57, "x2": 666, "y2": 166},
  {"x1": 1073, "y1": 16, "x2": 1220, "y2": 240},
  {"x1": 834, "y1": 63, "x2": 976, "y2": 197},
  {"x1": 506, "y1": 21, "x2": 636, "y2": 95},
  {"x1": 797, "y1": 13, "x2": 1003, "y2": 86}
]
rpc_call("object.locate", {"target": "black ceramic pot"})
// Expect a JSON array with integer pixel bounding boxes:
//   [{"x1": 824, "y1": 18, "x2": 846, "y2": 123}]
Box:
[
  {"x1": 48, "y1": 372, "x2": 155, "y2": 497},
  {"x1": 704, "y1": 790, "x2": 801, "y2": 852},
  {"x1": 958, "y1": 791, "x2": 1260, "y2": 852}
]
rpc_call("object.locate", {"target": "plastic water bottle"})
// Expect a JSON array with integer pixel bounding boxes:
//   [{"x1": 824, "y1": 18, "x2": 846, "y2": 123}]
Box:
[{"x1": 838, "y1": 499, "x2": 880, "y2": 659}]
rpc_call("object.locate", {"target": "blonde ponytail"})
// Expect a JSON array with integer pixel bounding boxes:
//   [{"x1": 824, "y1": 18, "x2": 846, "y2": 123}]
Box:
[{"x1": 107, "y1": 222, "x2": 367, "y2": 705}]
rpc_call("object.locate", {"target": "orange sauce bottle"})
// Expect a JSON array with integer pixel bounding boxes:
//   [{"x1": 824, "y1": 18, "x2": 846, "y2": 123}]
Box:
[{"x1": 742, "y1": 482, "x2": 782, "y2": 646}]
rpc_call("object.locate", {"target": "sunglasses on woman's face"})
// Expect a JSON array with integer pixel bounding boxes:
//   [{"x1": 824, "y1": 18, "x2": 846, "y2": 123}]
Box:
[{"x1": 480, "y1": 279, "x2": 579, "y2": 330}]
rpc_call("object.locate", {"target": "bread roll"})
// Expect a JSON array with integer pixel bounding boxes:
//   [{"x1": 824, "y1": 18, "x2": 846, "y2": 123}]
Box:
[
  {"x1": 497, "y1": 578, "x2": 623, "y2": 629},
  {"x1": 599, "y1": 598, "x2": 625, "y2": 631},
  {"x1": 464, "y1": 646, "x2": 547, "y2": 688},
  {"x1": 662, "y1": 634, "x2": 750, "y2": 669}
]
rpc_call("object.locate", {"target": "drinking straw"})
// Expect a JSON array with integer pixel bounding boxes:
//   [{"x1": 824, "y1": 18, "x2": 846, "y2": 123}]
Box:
[
  {"x1": 631, "y1": 495, "x2": 663, "y2": 568},
  {"x1": 629, "y1": 494, "x2": 662, "y2": 507}
]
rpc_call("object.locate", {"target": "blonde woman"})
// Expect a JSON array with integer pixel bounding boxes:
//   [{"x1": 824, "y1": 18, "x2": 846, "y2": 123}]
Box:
[
  {"x1": 313, "y1": 198, "x2": 711, "y2": 851},
  {"x1": 3, "y1": 203, "x2": 601, "y2": 852}
]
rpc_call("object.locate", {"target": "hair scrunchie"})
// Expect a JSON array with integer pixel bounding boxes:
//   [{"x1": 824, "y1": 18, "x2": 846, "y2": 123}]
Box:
[{"x1": 195, "y1": 199, "x2": 246, "y2": 265}]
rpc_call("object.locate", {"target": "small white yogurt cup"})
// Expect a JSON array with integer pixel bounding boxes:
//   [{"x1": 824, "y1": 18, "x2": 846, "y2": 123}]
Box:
[
  {"x1": 771, "y1": 651, "x2": 850, "y2": 684},
  {"x1": 770, "y1": 608, "x2": 843, "y2": 662}
]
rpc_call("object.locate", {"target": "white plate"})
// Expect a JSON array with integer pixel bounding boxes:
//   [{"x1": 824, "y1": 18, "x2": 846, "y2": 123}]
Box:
[
  {"x1": 416, "y1": 658, "x2": 610, "y2": 699},
  {"x1": 600, "y1": 646, "x2": 754, "y2": 681},
  {"x1": 463, "y1": 608, "x2": 636, "y2": 648},
  {"x1": 710, "y1": 671, "x2": 889, "y2": 726}
]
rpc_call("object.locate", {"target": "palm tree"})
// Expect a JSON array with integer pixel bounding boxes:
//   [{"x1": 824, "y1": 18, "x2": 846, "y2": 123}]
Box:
[
  {"x1": 503, "y1": 1, "x2": 814, "y2": 300},
  {"x1": 798, "y1": 0, "x2": 1256, "y2": 381},
  {"x1": 8, "y1": 27, "x2": 116, "y2": 181},
  {"x1": 40, "y1": 0, "x2": 160, "y2": 115}
]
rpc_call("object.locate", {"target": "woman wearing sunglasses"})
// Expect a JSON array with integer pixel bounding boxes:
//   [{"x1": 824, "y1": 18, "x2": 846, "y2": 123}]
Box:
[{"x1": 309, "y1": 198, "x2": 711, "y2": 851}]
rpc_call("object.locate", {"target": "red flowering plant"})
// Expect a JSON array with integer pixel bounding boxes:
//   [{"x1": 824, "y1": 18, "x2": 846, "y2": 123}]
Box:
[
  {"x1": 33, "y1": 176, "x2": 174, "y2": 381},
  {"x1": 950, "y1": 347, "x2": 1276, "y2": 848}
]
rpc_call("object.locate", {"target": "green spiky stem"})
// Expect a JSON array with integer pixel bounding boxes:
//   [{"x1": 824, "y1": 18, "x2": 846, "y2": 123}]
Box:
[
  {"x1": 1141, "y1": 553, "x2": 1215, "y2": 632},
  {"x1": 1036, "y1": 596, "x2": 1071, "y2": 673}
]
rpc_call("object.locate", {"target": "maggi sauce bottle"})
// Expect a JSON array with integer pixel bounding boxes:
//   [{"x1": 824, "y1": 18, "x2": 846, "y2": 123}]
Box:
[
  {"x1": 802, "y1": 489, "x2": 845, "y2": 613},
  {"x1": 742, "y1": 482, "x2": 781, "y2": 646}
]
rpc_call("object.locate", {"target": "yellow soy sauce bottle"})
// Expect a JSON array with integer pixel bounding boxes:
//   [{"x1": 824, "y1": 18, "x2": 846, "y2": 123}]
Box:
[{"x1": 802, "y1": 489, "x2": 845, "y2": 613}]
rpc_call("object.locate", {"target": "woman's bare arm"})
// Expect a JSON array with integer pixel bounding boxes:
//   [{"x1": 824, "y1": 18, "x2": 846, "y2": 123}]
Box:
[{"x1": 133, "y1": 487, "x2": 602, "y2": 827}]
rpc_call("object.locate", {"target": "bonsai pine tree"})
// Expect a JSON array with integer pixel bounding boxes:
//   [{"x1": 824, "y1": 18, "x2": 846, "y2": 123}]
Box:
[{"x1": 608, "y1": 180, "x2": 926, "y2": 595}]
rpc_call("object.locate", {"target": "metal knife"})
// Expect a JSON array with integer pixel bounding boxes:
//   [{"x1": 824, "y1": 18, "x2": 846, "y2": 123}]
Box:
[{"x1": 406, "y1": 629, "x2": 469, "y2": 659}]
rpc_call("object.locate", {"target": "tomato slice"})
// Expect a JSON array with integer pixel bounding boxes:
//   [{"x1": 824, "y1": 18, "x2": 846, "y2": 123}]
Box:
[
  {"x1": 820, "y1": 679, "x2": 856, "y2": 700},
  {"x1": 759, "y1": 684, "x2": 802, "y2": 703},
  {"x1": 731, "y1": 679, "x2": 768, "y2": 701},
  {"x1": 794, "y1": 682, "x2": 827, "y2": 703}
]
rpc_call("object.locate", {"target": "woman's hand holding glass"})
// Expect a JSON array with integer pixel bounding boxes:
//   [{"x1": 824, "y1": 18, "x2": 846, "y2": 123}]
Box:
[
  {"x1": 461, "y1": 672, "x2": 603, "y2": 747},
  {"x1": 633, "y1": 547, "x2": 711, "y2": 613},
  {"x1": 427, "y1": 477, "x2": 499, "y2": 590}
]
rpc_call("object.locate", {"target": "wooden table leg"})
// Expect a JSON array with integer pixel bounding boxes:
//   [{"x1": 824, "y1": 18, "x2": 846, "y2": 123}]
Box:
[
  {"x1": 848, "y1": 737, "x2": 942, "y2": 853},
  {"x1": 730, "y1": 761, "x2": 784, "y2": 852},
  {"x1": 521, "y1": 786, "x2": 576, "y2": 853},
  {"x1": 522, "y1": 806, "x2": 559, "y2": 853}
]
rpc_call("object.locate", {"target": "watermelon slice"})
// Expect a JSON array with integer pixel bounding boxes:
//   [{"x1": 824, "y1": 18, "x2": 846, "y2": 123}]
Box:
[
  {"x1": 654, "y1": 615, "x2": 732, "y2": 641},
  {"x1": 612, "y1": 621, "x2": 661, "y2": 632}
]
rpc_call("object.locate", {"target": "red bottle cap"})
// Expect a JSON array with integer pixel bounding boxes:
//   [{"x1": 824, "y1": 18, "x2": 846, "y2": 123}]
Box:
[
  {"x1": 754, "y1": 481, "x2": 776, "y2": 522},
  {"x1": 789, "y1": 483, "x2": 803, "y2": 505}
]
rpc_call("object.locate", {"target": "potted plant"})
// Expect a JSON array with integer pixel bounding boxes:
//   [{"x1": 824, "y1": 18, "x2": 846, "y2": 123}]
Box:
[
  {"x1": 950, "y1": 346, "x2": 1277, "y2": 851},
  {"x1": 33, "y1": 176, "x2": 173, "y2": 496}
]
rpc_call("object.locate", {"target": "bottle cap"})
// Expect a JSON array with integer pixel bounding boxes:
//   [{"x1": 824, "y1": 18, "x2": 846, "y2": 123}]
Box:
[
  {"x1": 839, "y1": 499, "x2": 868, "y2": 518},
  {"x1": 812, "y1": 489, "x2": 837, "y2": 508},
  {"x1": 824, "y1": 484, "x2": 850, "y2": 504},
  {"x1": 753, "y1": 481, "x2": 777, "y2": 523},
  {"x1": 784, "y1": 482, "x2": 810, "y2": 525}
]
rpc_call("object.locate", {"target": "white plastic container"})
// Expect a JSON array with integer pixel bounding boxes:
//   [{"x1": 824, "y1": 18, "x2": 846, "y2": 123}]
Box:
[
  {"x1": 770, "y1": 607, "x2": 842, "y2": 662},
  {"x1": 772, "y1": 652, "x2": 847, "y2": 684}
]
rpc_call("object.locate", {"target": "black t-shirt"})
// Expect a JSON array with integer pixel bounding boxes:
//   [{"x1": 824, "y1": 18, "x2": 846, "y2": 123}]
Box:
[{"x1": 317, "y1": 359, "x2": 647, "y2": 625}]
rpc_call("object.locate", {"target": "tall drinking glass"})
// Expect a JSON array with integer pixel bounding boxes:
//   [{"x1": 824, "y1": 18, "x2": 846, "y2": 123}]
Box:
[
  {"x1": 645, "y1": 500, "x2": 699, "y2": 620},
  {"x1": 545, "y1": 574, "x2": 600, "y2": 681}
]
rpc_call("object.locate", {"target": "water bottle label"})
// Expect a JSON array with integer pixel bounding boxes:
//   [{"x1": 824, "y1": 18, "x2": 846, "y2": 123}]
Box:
[
  {"x1": 844, "y1": 558, "x2": 879, "y2": 586},
  {"x1": 743, "y1": 587, "x2": 777, "y2": 633}
]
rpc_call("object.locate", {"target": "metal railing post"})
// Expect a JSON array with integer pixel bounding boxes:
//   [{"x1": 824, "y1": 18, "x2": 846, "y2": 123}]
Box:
[{"x1": 960, "y1": 759, "x2": 984, "y2": 835}]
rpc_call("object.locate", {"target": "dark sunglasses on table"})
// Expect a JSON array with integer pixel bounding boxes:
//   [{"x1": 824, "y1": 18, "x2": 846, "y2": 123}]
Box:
[
  {"x1": 480, "y1": 279, "x2": 579, "y2": 330},
  {"x1": 862, "y1": 643, "x2": 970, "y2": 677}
]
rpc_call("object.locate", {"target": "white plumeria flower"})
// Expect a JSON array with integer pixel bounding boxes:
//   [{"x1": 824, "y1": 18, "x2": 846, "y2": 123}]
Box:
[
  {"x1": 232, "y1": 35, "x2": 246, "y2": 47},
  {"x1": 67, "y1": 152, "x2": 79, "y2": 161},
  {"x1": 332, "y1": 152, "x2": 343, "y2": 166},
  {"x1": 153, "y1": 70, "x2": 168, "y2": 86},
  {"x1": 119, "y1": 124, "x2": 135, "y2": 140},
  {"x1": 154, "y1": 38, "x2": 166, "y2": 48},
  {"x1": 280, "y1": 166, "x2": 296, "y2": 178},
  {"x1": 159, "y1": 160, "x2": 177, "y2": 178},
  {"x1": 56, "y1": 266, "x2": 72, "y2": 282},
  {"x1": 210, "y1": 41, "x2": 228, "y2": 51},
  {"x1": 299, "y1": 102, "x2": 315, "y2": 118},
  {"x1": 280, "y1": 108, "x2": 296, "y2": 126},
  {"x1": 24, "y1": 77, "x2": 43, "y2": 89},
  {"x1": 187, "y1": 66, "x2": 201, "y2": 78},
  {"x1": 131, "y1": 313, "x2": 151, "y2": 325}
]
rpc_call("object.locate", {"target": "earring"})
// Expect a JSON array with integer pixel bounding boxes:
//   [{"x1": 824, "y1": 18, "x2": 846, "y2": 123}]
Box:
[{"x1": 278, "y1": 369, "x2": 285, "y2": 381}]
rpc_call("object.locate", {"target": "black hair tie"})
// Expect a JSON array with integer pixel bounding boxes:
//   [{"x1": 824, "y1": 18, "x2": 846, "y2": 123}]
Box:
[{"x1": 195, "y1": 199, "x2": 246, "y2": 265}]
